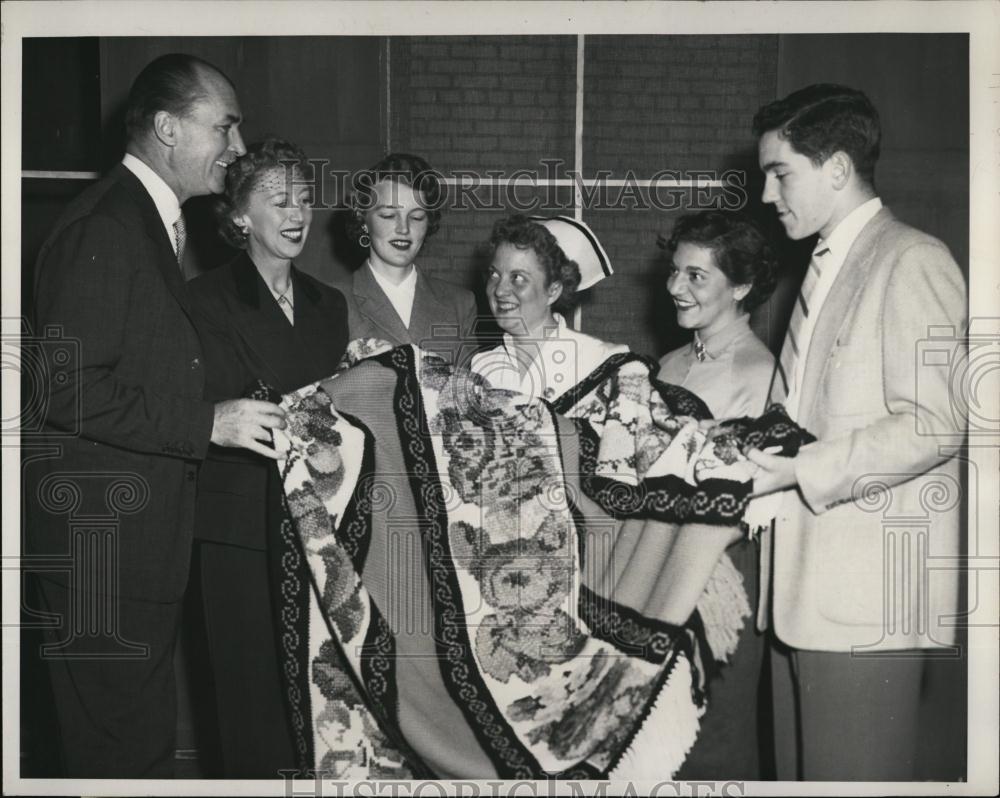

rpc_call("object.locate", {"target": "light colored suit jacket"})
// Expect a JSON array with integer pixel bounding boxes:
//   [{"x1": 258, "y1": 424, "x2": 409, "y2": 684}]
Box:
[
  {"x1": 760, "y1": 207, "x2": 967, "y2": 652},
  {"x1": 346, "y1": 264, "x2": 478, "y2": 360}
]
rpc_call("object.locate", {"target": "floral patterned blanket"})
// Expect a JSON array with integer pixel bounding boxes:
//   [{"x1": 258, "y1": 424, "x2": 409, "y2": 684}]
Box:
[{"x1": 269, "y1": 344, "x2": 812, "y2": 779}]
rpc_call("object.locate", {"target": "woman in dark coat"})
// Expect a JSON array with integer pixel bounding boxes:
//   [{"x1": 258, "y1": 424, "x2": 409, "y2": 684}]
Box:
[{"x1": 188, "y1": 138, "x2": 349, "y2": 777}]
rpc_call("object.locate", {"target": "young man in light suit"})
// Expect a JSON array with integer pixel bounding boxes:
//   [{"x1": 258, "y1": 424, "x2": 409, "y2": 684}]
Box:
[{"x1": 747, "y1": 84, "x2": 967, "y2": 780}]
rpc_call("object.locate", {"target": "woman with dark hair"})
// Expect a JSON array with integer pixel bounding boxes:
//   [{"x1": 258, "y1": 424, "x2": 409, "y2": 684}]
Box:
[
  {"x1": 657, "y1": 209, "x2": 780, "y2": 781},
  {"x1": 345, "y1": 152, "x2": 476, "y2": 352},
  {"x1": 658, "y1": 210, "x2": 779, "y2": 418},
  {"x1": 470, "y1": 214, "x2": 623, "y2": 397},
  {"x1": 187, "y1": 138, "x2": 349, "y2": 778}
]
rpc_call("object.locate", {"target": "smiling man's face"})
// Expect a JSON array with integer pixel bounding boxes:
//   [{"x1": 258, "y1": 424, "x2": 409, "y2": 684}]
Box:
[{"x1": 171, "y1": 68, "x2": 245, "y2": 202}]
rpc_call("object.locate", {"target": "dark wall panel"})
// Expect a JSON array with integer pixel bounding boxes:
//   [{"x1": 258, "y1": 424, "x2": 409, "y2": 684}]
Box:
[
  {"x1": 21, "y1": 37, "x2": 102, "y2": 172},
  {"x1": 21, "y1": 38, "x2": 103, "y2": 314},
  {"x1": 776, "y1": 33, "x2": 969, "y2": 272}
]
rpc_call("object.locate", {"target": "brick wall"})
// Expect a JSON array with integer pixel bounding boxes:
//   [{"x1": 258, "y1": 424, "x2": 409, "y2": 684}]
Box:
[
  {"x1": 388, "y1": 34, "x2": 576, "y2": 322},
  {"x1": 388, "y1": 34, "x2": 780, "y2": 358},
  {"x1": 582, "y1": 35, "x2": 779, "y2": 357}
]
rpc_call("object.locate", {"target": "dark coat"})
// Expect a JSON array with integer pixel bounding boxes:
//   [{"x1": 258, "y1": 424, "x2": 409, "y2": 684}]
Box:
[
  {"x1": 27, "y1": 163, "x2": 215, "y2": 603},
  {"x1": 188, "y1": 251, "x2": 349, "y2": 550}
]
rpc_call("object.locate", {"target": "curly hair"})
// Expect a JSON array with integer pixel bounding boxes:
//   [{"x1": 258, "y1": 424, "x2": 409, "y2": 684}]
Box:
[
  {"x1": 658, "y1": 211, "x2": 778, "y2": 313},
  {"x1": 485, "y1": 214, "x2": 582, "y2": 315},
  {"x1": 752, "y1": 83, "x2": 881, "y2": 187},
  {"x1": 213, "y1": 138, "x2": 310, "y2": 250},
  {"x1": 346, "y1": 152, "x2": 444, "y2": 244}
]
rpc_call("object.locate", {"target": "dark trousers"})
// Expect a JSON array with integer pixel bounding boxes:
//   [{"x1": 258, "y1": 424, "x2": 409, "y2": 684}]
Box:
[
  {"x1": 31, "y1": 576, "x2": 182, "y2": 778},
  {"x1": 198, "y1": 541, "x2": 296, "y2": 778},
  {"x1": 769, "y1": 637, "x2": 964, "y2": 780}
]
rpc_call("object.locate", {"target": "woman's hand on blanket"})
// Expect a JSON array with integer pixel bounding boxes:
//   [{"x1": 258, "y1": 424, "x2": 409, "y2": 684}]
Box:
[
  {"x1": 746, "y1": 446, "x2": 797, "y2": 496},
  {"x1": 211, "y1": 398, "x2": 287, "y2": 460}
]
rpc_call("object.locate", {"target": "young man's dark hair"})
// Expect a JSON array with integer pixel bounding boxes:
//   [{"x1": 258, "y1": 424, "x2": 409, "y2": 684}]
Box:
[{"x1": 752, "y1": 83, "x2": 881, "y2": 187}]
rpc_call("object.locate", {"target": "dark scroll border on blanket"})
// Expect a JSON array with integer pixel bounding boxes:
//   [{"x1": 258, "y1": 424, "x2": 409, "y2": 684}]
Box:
[
  {"x1": 377, "y1": 346, "x2": 601, "y2": 780},
  {"x1": 323, "y1": 408, "x2": 434, "y2": 779},
  {"x1": 274, "y1": 469, "x2": 315, "y2": 774},
  {"x1": 270, "y1": 384, "x2": 428, "y2": 778},
  {"x1": 574, "y1": 419, "x2": 751, "y2": 524},
  {"x1": 552, "y1": 352, "x2": 813, "y2": 462},
  {"x1": 333, "y1": 412, "x2": 397, "y2": 725},
  {"x1": 253, "y1": 378, "x2": 314, "y2": 774},
  {"x1": 716, "y1": 406, "x2": 817, "y2": 456},
  {"x1": 558, "y1": 439, "x2": 714, "y2": 776},
  {"x1": 546, "y1": 365, "x2": 726, "y2": 750},
  {"x1": 557, "y1": 409, "x2": 720, "y2": 694},
  {"x1": 549, "y1": 351, "x2": 713, "y2": 421},
  {"x1": 546, "y1": 353, "x2": 752, "y2": 524},
  {"x1": 549, "y1": 402, "x2": 693, "y2": 662},
  {"x1": 334, "y1": 411, "x2": 376, "y2": 573}
]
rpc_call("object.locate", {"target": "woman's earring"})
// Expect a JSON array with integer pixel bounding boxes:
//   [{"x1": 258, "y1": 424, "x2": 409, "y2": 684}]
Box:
[{"x1": 359, "y1": 224, "x2": 371, "y2": 249}]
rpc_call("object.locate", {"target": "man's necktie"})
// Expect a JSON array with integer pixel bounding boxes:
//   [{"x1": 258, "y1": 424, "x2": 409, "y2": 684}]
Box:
[
  {"x1": 173, "y1": 214, "x2": 187, "y2": 269},
  {"x1": 777, "y1": 245, "x2": 829, "y2": 397}
]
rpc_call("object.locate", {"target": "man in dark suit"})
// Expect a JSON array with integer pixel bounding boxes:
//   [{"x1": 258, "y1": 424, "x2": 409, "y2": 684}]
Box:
[{"x1": 25, "y1": 53, "x2": 287, "y2": 777}]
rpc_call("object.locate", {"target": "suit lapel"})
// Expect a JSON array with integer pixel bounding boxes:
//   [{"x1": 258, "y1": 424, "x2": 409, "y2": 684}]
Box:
[
  {"x1": 409, "y1": 270, "x2": 454, "y2": 346},
  {"x1": 288, "y1": 267, "x2": 344, "y2": 384},
  {"x1": 229, "y1": 256, "x2": 342, "y2": 393},
  {"x1": 228, "y1": 254, "x2": 303, "y2": 391},
  {"x1": 797, "y1": 209, "x2": 890, "y2": 424},
  {"x1": 117, "y1": 166, "x2": 195, "y2": 319},
  {"x1": 352, "y1": 264, "x2": 411, "y2": 344}
]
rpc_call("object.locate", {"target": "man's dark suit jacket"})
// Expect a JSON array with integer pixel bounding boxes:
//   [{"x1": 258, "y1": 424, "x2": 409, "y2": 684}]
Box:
[
  {"x1": 28, "y1": 163, "x2": 215, "y2": 604},
  {"x1": 188, "y1": 251, "x2": 349, "y2": 550}
]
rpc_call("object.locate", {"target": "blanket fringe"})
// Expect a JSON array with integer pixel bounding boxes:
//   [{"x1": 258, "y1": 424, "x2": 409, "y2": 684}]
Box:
[
  {"x1": 608, "y1": 655, "x2": 703, "y2": 780},
  {"x1": 695, "y1": 553, "x2": 750, "y2": 663}
]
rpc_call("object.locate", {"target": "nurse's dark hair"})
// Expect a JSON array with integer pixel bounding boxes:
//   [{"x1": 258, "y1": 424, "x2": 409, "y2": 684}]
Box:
[{"x1": 658, "y1": 210, "x2": 778, "y2": 313}]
